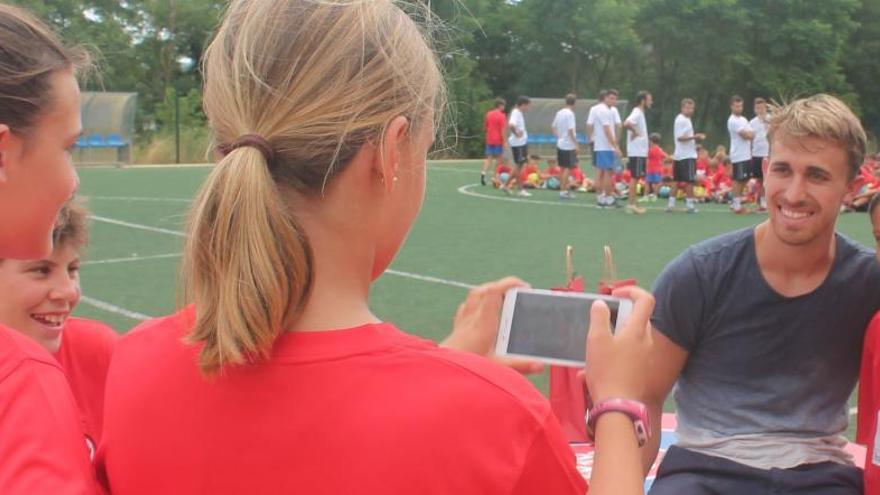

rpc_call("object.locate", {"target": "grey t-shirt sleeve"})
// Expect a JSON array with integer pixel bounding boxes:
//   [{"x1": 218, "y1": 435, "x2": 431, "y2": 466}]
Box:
[{"x1": 650, "y1": 249, "x2": 706, "y2": 352}]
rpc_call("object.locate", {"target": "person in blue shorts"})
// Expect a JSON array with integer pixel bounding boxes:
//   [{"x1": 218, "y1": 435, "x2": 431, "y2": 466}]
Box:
[{"x1": 591, "y1": 90, "x2": 623, "y2": 207}]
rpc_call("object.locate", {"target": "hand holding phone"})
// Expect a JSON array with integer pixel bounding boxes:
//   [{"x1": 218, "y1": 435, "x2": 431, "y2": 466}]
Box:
[
  {"x1": 442, "y1": 277, "x2": 544, "y2": 374},
  {"x1": 585, "y1": 286, "x2": 655, "y2": 404},
  {"x1": 494, "y1": 288, "x2": 634, "y2": 367}
]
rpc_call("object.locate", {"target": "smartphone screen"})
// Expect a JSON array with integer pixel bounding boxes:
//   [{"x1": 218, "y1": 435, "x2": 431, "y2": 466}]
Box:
[{"x1": 507, "y1": 291, "x2": 619, "y2": 364}]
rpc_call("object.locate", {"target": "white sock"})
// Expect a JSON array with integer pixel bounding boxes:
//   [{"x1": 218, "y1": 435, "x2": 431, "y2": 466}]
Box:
[
  {"x1": 668, "y1": 196, "x2": 676, "y2": 208},
  {"x1": 733, "y1": 197, "x2": 742, "y2": 210},
  {"x1": 686, "y1": 198, "x2": 694, "y2": 209}
]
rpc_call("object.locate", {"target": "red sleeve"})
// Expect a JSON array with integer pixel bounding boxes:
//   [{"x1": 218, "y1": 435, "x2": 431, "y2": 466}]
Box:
[
  {"x1": 858, "y1": 313, "x2": 880, "y2": 445},
  {"x1": 510, "y1": 411, "x2": 588, "y2": 494},
  {"x1": 0, "y1": 360, "x2": 97, "y2": 494}
]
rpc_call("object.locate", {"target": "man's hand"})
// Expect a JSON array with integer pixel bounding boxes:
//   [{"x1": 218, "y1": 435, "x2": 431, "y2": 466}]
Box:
[{"x1": 442, "y1": 276, "x2": 544, "y2": 374}]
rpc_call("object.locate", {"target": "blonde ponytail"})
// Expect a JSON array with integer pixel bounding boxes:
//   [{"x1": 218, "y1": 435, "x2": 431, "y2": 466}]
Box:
[
  {"x1": 183, "y1": 147, "x2": 312, "y2": 374},
  {"x1": 184, "y1": 0, "x2": 443, "y2": 373}
]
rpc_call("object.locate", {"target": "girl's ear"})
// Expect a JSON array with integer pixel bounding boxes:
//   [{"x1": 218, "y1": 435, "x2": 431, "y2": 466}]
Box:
[
  {"x1": 374, "y1": 116, "x2": 409, "y2": 193},
  {"x1": 0, "y1": 124, "x2": 11, "y2": 184}
]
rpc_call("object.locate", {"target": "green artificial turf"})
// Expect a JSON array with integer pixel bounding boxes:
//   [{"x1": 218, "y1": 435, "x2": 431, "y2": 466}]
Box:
[{"x1": 74, "y1": 161, "x2": 874, "y2": 439}]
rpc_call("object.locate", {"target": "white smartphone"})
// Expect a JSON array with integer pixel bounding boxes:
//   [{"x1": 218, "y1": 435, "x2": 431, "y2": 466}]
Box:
[{"x1": 495, "y1": 287, "x2": 633, "y2": 367}]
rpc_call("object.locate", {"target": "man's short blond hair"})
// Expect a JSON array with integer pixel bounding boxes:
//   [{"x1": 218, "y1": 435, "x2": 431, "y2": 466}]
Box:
[{"x1": 768, "y1": 94, "x2": 866, "y2": 179}]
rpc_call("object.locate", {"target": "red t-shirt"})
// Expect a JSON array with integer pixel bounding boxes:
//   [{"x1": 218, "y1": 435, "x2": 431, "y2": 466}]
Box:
[
  {"x1": 711, "y1": 169, "x2": 732, "y2": 188},
  {"x1": 696, "y1": 157, "x2": 710, "y2": 174},
  {"x1": 571, "y1": 166, "x2": 585, "y2": 182},
  {"x1": 858, "y1": 312, "x2": 880, "y2": 493},
  {"x1": 496, "y1": 164, "x2": 512, "y2": 175},
  {"x1": 98, "y1": 308, "x2": 587, "y2": 495},
  {"x1": 0, "y1": 323, "x2": 97, "y2": 494},
  {"x1": 54, "y1": 317, "x2": 118, "y2": 445},
  {"x1": 485, "y1": 109, "x2": 507, "y2": 146},
  {"x1": 647, "y1": 145, "x2": 666, "y2": 174},
  {"x1": 520, "y1": 164, "x2": 539, "y2": 182}
]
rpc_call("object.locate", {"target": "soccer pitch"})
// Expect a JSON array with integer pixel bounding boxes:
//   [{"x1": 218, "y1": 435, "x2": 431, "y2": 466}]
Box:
[{"x1": 75, "y1": 160, "x2": 871, "y2": 437}]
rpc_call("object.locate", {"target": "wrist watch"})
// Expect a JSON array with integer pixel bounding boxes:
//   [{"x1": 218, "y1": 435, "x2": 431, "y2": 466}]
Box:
[{"x1": 586, "y1": 398, "x2": 651, "y2": 447}]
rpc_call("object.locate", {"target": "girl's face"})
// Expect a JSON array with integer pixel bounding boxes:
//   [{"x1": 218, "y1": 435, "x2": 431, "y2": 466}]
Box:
[
  {"x1": 0, "y1": 70, "x2": 81, "y2": 260},
  {"x1": 0, "y1": 243, "x2": 81, "y2": 353}
]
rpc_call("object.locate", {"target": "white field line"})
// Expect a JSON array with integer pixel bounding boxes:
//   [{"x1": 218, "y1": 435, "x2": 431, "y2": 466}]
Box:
[
  {"x1": 457, "y1": 183, "x2": 742, "y2": 214},
  {"x1": 90, "y1": 215, "x2": 187, "y2": 237},
  {"x1": 384, "y1": 269, "x2": 474, "y2": 290},
  {"x1": 83, "y1": 253, "x2": 182, "y2": 265},
  {"x1": 79, "y1": 295, "x2": 151, "y2": 321}
]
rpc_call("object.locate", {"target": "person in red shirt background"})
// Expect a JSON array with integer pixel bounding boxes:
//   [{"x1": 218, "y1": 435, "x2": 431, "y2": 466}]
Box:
[
  {"x1": 0, "y1": 201, "x2": 117, "y2": 449},
  {"x1": 646, "y1": 133, "x2": 667, "y2": 199},
  {"x1": 519, "y1": 155, "x2": 541, "y2": 188},
  {"x1": 492, "y1": 160, "x2": 513, "y2": 188},
  {"x1": 859, "y1": 193, "x2": 880, "y2": 494},
  {"x1": 0, "y1": 4, "x2": 99, "y2": 494},
  {"x1": 481, "y1": 97, "x2": 507, "y2": 186},
  {"x1": 98, "y1": 1, "x2": 655, "y2": 495}
]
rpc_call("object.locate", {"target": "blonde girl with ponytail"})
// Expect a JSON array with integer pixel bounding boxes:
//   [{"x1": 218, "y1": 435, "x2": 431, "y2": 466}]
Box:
[{"x1": 99, "y1": 1, "x2": 654, "y2": 494}]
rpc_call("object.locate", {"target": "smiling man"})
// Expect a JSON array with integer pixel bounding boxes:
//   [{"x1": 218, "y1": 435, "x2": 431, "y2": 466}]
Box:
[{"x1": 643, "y1": 94, "x2": 880, "y2": 494}]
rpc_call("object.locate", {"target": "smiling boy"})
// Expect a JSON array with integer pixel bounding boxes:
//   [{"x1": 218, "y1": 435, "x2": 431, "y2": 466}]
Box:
[{"x1": 0, "y1": 201, "x2": 117, "y2": 449}]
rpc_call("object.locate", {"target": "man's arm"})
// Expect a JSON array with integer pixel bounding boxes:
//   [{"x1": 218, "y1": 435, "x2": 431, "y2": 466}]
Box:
[
  {"x1": 641, "y1": 329, "x2": 688, "y2": 472},
  {"x1": 738, "y1": 126, "x2": 754, "y2": 141},
  {"x1": 604, "y1": 124, "x2": 621, "y2": 155}
]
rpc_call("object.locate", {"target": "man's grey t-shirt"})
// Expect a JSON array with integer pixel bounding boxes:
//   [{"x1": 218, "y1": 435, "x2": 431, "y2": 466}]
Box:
[{"x1": 652, "y1": 227, "x2": 880, "y2": 469}]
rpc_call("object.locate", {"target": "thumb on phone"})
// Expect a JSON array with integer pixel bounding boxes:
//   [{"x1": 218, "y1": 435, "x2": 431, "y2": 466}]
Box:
[{"x1": 587, "y1": 300, "x2": 612, "y2": 350}]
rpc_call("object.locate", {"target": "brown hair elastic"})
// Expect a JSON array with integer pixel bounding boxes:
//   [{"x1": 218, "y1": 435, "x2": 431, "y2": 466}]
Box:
[{"x1": 219, "y1": 134, "x2": 276, "y2": 165}]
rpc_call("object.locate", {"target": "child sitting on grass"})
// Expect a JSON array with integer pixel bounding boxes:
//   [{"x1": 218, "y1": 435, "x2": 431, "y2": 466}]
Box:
[
  {"x1": 492, "y1": 159, "x2": 513, "y2": 188},
  {"x1": 520, "y1": 155, "x2": 542, "y2": 189},
  {"x1": 542, "y1": 159, "x2": 563, "y2": 189},
  {"x1": 0, "y1": 201, "x2": 117, "y2": 449}
]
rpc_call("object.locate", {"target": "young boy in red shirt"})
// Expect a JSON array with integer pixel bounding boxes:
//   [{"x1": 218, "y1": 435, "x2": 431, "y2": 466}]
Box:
[
  {"x1": 858, "y1": 193, "x2": 880, "y2": 494},
  {"x1": 646, "y1": 133, "x2": 667, "y2": 200},
  {"x1": 0, "y1": 202, "x2": 117, "y2": 449},
  {"x1": 481, "y1": 98, "x2": 507, "y2": 185}
]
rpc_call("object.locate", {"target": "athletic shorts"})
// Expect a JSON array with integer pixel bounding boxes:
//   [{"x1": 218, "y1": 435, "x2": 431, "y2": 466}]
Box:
[
  {"x1": 557, "y1": 148, "x2": 577, "y2": 168},
  {"x1": 627, "y1": 157, "x2": 647, "y2": 179},
  {"x1": 594, "y1": 150, "x2": 616, "y2": 170},
  {"x1": 646, "y1": 172, "x2": 663, "y2": 184},
  {"x1": 732, "y1": 160, "x2": 752, "y2": 182},
  {"x1": 485, "y1": 144, "x2": 503, "y2": 156},
  {"x1": 511, "y1": 145, "x2": 528, "y2": 166},
  {"x1": 650, "y1": 446, "x2": 862, "y2": 495},
  {"x1": 751, "y1": 156, "x2": 766, "y2": 181},
  {"x1": 673, "y1": 159, "x2": 696, "y2": 183}
]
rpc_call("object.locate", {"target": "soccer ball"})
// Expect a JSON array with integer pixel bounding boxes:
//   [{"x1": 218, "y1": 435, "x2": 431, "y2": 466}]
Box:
[
  {"x1": 658, "y1": 185, "x2": 671, "y2": 198},
  {"x1": 499, "y1": 172, "x2": 510, "y2": 184}
]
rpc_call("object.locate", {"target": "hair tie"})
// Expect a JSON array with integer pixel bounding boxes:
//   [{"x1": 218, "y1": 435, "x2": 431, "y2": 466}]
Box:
[{"x1": 219, "y1": 134, "x2": 275, "y2": 165}]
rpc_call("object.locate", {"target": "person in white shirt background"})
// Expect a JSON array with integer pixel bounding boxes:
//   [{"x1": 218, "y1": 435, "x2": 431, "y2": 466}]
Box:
[
  {"x1": 623, "y1": 90, "x2": 652, "y2": 215},
  {"x1": 504, "y1": 95, "x2": 532, "y2": 196},
  {"x1": 669, "y1": 98, "x2": 705, "y2": 214},
  {"x1": 551, "y1": 93, "x2": 579, "y2": 200},
  {"x1": 728, "y1": 95, "x2": 755, "y2": 213},
  {"x1": 750, "y1": 97, "x2": 771, "y2": 211}
]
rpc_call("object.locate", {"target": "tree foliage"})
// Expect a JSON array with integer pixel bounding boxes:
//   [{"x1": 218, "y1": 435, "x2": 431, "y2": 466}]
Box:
[{"x1": 13, "y1": 0, "x2": 879, "y2": 157}]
